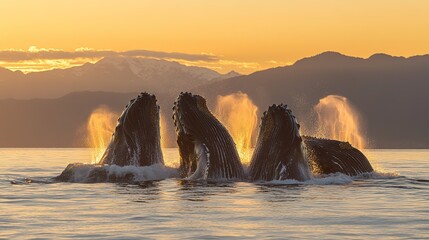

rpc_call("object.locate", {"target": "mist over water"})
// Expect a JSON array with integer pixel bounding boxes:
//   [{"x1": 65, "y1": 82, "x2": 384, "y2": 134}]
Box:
[
  {"x1": 314, "y1": 95, "x2": 367, "y2": 149},
  {"x1": 85, "y1": 106, "x2": 118, "y2": 163},
  {"x1": 215, "y1": 92, "x2": 258, "y2": 164}
]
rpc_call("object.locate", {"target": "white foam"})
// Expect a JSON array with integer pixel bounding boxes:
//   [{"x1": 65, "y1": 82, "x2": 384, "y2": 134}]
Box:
[
  {"x1": 261, "y1": 170, "x2": 401, "y2": 185},
  {"x1": 352, "y1": 170, "x2": 400, "y2": 179},
  {"x1": 266, "y1": 173, "x2": 354, "y2": 185},
  {"x1": 107, "y1": 164, "x2": 178, "y2": 181},
  {"x1": 62, "y1": 163, "x2": 178, "y2": 183}
]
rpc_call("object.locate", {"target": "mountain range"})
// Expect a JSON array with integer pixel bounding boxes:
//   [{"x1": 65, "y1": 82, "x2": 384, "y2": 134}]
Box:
[
  {"x1": 1, "y1": 52, "x2": 428, "y2": 148},
  {"x1": 0, "y1": 57, "x2": 240, "y2": 99},
  {"x1": 197, "y1": 52, "x2": 429, "y2": 148}
]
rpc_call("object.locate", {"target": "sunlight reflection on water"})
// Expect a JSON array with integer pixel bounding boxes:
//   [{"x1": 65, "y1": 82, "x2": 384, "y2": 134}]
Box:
[{"x1": 0, "y1": 148, "x2": 428, "y2": 239}]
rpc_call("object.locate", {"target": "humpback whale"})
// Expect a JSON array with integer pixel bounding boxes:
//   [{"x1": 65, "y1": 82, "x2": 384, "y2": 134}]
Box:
[
  {"x1": 99, "y1": 92, "x2": 164, "y2": 167},
  {"x1": 249, "y1": 104, "x2": 374, "y2": 181},
  {"x1": 55, "y1": 92, "x2": 164, "y2": 182},
  {"x1": 173, "y1": 92, "x2": 245, "y2": 180},
  {"x1": 303, "y1": 136, "x2": 374, "y2": 176},
  {"x1": 249, "y1": 104, "x2": 312, "y2": 181}
]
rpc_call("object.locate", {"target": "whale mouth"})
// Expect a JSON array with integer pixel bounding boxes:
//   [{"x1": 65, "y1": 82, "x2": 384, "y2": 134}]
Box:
[
  {"x1": 262, "y1": 104, "x2": 302, "y2": 145},
  {"x1": 250, "y1": 104, "x2": 311, "y2": 181},
  {"x1": 173, "y1": 92, "x2": 211, "y2": 179},
  {"x1": 55, "y1": 92, "x2": 165, "y2": 182},
  {"x1": 100, "y1": 92, "x2": 163, "y2": 167},
  {"x1": 173, "y1": 92, "x2": 245, "y2": 180}
]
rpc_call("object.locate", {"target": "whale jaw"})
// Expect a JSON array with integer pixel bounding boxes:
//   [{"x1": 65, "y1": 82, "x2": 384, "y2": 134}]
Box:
[
  {"x1": 173, "y1": 92, "x2": 244, "y2": 180},
  {"x1": 250, "y1": 104, "x2": 311, "y2": 181},
  {"x1": 99, "y1": 92, "x2": 164, "y2": 167}
]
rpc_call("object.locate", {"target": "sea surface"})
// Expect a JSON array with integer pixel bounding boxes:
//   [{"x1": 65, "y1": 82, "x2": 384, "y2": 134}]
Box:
[{"x1": 1, "y1": 148, "x2": 428, "y2": 239}]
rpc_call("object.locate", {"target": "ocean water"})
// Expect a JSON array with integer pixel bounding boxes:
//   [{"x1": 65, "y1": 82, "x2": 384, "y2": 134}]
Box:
[{"x1": 1, "y1": 148, "x2": 428, "y2": 239}]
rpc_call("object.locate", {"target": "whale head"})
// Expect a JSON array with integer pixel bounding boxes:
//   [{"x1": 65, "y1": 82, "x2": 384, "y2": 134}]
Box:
[
  {"x1": 249, "y1": 104, "x2": 311, "y2": 181},
  {"x1": 99, "y1": 92, "x2": 164, "y2": 167},
  {"x1": 173, "y1": 92, "x2": 244, "y2": 180}
]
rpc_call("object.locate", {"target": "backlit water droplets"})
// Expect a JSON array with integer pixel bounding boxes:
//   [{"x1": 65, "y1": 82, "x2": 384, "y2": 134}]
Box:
[
  {"x1": 314, "y1": 95, "x2": 366, "y2": 149},
  {"x1": 215, "y1": 92, "x2": 258, "y2": 164},
  {"x1": 86, "y1": 106, "x2": 118, "y2": 163}
]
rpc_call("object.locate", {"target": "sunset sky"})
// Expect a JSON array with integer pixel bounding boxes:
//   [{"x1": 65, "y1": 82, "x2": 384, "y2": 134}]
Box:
[{"x1": 1, "y1": 0, "x2": 428, "y2": 73}]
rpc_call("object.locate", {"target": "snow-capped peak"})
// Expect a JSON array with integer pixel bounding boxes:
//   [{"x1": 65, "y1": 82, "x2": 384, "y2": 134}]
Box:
[{"x1": 96, "y1": 56, "x2": 224, "y2": 81}]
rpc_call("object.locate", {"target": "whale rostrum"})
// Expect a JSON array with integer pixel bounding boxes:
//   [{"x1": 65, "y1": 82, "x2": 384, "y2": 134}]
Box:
[
  {"x1": 99, "y1": 92, "x2": 164, "y2": 167},
  {"x1": 249, "y1": 104, "x2": 312, "y2": 181},
  {"x1": 173, "y1": 92, "x2": 245, "y2": 180},
  {"x1": 54, "y1": 92, "x2": 164, "y2": 182}
]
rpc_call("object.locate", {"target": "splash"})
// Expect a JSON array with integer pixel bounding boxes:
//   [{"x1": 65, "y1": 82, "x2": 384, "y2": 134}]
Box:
[
  {"x1": 160, "y1": 112, "x2": 168, "y2": 149},
  {"x1": 159, "y1": 112, "x2": 178, "y2": 168},
  {"x1": 314, "y1": 95, "x2": 366, "y2": 149},
  {"x1": 86, "y1": 106, "x2": 118, "y2": 163},
  {"x1": 215, "y1": 92, "x2": 258, "y2": 164}
]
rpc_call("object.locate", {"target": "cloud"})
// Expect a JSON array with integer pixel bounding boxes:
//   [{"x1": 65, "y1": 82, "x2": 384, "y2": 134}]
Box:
[
  {"x1": 0, "y1": 46, "x2": 219, "y2": 62},
  {"x1": 0, "y1": 46, "x2": 288, "y2": 74},
  {"x1": 0, "y1": 58, "x2": 91, "y2": 72}
]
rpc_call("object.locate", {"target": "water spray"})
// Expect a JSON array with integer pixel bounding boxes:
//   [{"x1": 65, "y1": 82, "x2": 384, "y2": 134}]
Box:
[
  {"x1": 215, "y1": 92, "x2": 258, "y2": 164},
  {"x1": 314, "y1": 95, "x2": 366, "y2": 149},
  {"x1": 86, "y1": 106, "x2": 118, "y2": 163}
]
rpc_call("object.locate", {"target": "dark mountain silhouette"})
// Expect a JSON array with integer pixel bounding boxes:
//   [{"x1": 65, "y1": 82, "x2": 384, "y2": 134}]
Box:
[
  {"x1": 0, "y1": 52, "x2": 428, "y2": 148},
  {"x1": 196, "y1": 51, "x2": 429, "y2": 148},
  {"x1": 0, "y1": 92, "x2": 136, "y2": 147},
  {"x1": 0, "y1": 57, "x2": 239, "y2": 99}
]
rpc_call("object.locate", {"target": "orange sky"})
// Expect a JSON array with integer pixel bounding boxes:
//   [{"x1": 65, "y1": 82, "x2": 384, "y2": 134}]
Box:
[{"x1": 1, "y1": 0, "x2": 428, "y2": 74}]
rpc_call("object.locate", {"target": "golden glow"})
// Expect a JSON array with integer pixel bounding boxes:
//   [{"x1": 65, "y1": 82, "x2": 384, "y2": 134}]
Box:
[
  {"x1": 0, "y1": 58, "x2": 99, "y2": 73},
  {"x1": 314, "y1": 95, "x2": 366, "y2": 149},
  {"x1": 1, "y1": 1, "x2": 428, "y2": 74},
  {"x1": 86, "y1": 106, "x2": 118, "y2": 163},
  {"x1": 159, "y1": 112, "x2": 168, "y2": 149},
  {"x1": 215, "y1": 92, "x2": 258, "y2": 164}
]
